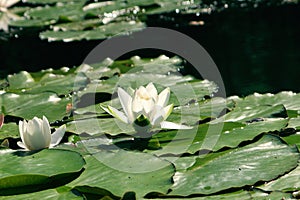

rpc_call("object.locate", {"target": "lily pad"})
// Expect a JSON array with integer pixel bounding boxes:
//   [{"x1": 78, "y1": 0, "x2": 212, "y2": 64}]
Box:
[
  {"x1": 170, "y1": 135, "x2": 299, "y2": 195},
  {"x1": 146, "y1": 118, "x2": 288, "y2": 155},
  {"x1": 68, "y1": 150, "x2": 175, "y2": 198},
  {"x1": 6, "y1": 71, "x2": 88, "y2": 96},
  {"x1": 24, "y1": 0, "x2": 85, "y2": 4},
  {"x1": 25, "y1": 3, "x2": 85, "y2": 21},
  {"x1": 167, "y1": 97, "x2": 231, "y2": 125},
  {"x1": 40, "y1": 21, "x2": 146, "y2": 42},
  {"x1": 1, "y1": 92, "x2": 71, "y2": 122},
  {"x1": 66, "y1": 118, "x2": 134, "y2": 136},
  {"x1": 229, "y1": 92, "x2": 300, "y2": 117},
  {"x1": 288, "y1": 117, "x2": 300, "y2": 130},
  {"x1": 0, "y1": 149, "x2": 85, "y2": 195},
  {"x1": 258, "y1": 164, "x2": 300, "y2": 192},
  {"x1": 0, "y1": 187, "x2": 83, "y2": 200},
  {"x1": 0, "y1": 123, "x2": 19, "y2": 141},
  {"x1": 212, "y1": 104, "x2": 287, "y2": 123}
]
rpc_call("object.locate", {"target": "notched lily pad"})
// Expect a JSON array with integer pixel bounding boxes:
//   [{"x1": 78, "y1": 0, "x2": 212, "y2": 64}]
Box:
[
  {"x1": 68, "y1": 150, "x2": 175, "y2": 198},
  {"x1": 0, "y1": 149, "x2": 85, "y2": 195},
  {"x1": 170, "y1": 135, "x2": 299, "y2": 196},
  {"x1": 1, "y1": 92, "x2": 71, "y2": 122}
]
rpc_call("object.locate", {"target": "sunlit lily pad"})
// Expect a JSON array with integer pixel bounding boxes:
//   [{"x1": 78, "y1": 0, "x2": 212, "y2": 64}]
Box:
[
  {"x1": 170, "y1": 135, "x2": 299, "y2": 195},
  {"x1": 6, "y1": 71, "x2": 88, "y2": 96},
  {"x1": 40, "y1": 21, "x2": 146, "y2": 42},
  {"x1": 0, "y1": 187, "x2": 83, "y2": 199},
  {"x1": 258, "y1": 164, "x2": 300, "y2": 192},
  {"x1": 229, "y1": 92, "x2": 300, "y2": 117},
  {"x1": 212, "y1": 104, "x2": 287, "y2": 123},
  {"x1": 1, "y1": 92, "x2": 71, "y2": 122},
  {"x1": 66, "y1": 118, "x2": 135, "y2": 136},
  {"x1": 146, "y1": 118, "x2": 287, "y2": 155},
  {"x1": 0, "y1": 149, "x2": 85, "y2": 195},
  {"x1": 0, "y1": 123, "x2": 19, "y2": 141},
  {"x1": 68, "y1": 150, "x2": 175, "y2": 198}
]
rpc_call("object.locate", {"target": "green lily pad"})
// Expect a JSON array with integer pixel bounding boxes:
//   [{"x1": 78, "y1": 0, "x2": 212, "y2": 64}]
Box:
[
  {"x1": 212, "y1": 104, "x2": 287, "y2": 123},
  {"x1": 282, "y1": 133, "x2": 300, "y2": 149},
  {"x1": 66, "y1": 118, "x2": 134, "y2": 136},
  {"x1": 0, "y1": 149, "x2": 85, "y2": 195},
  {"x1": 68, "y1": 150, "x2": 174, "y2": 198},
  {"x1": 24, "y1": 0, "x2": 85, "y2": 4},
  {"x1": 1, "y1": 92, "x2": 71, "y2": 122},
  {"x1": 25, "y1": 3, "x2": 85, "y2": 21},
  {"x1": 151, "y1": 190, "x2": 292, "y2": 200},
  {"x1": 7, "y1": 71, "x2": 35, "y2": 90},
  {"x1": 229, "y1": 92, "x2": 300, "y2": 117},
  {"x1": 258, "y1": 164, "x2": 300, "y2": 192},
  {"x1": 0, "y1": 187, "x2": 83, "y2": 200},
  {"x1": 288, "y1": 117, "x2": 300, "y2": 130},
  {"x1": 0, "y1": 123, "x2": 19, "y2": 141},
  {"x1": 170, "y1": 135, "x2": 299, "y2": 195},
  {"x1": 40, "y1": 21, "x2": 146, "y2": 42},
  {"x1": 6, "y1": 71, "x2": 88, "y2": 96},
  {"x1": 9, "y1": 18, "x2": 57, "y2": 27},
  {"x1": 146, "y1": 118, "x2": 287, "y2": 156},
  {"x1": 167, "y1": 97, "x2": 231, "y2": 125}
]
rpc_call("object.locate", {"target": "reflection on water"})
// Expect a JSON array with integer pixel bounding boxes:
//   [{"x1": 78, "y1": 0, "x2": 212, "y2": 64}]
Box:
[{"x1": 0, "y1": 4, "x2": 299, "y2": 96}]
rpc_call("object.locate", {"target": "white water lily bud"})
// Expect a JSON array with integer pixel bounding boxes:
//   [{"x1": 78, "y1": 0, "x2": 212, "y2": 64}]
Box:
[{"x1": 17, "y1": 116, "x2": 66, "y2": 151}]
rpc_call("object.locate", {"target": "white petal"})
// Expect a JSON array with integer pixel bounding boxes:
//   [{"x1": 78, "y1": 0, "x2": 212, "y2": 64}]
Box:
[
  {"x1": 150, "y1": 105, "x2": 165, "y2": 126},
  {"x1": 160, "y1": 121, "x2": 193, "y2": 129},
  {"x1": 145, "y1": 82, "x2": 158, "y2": 100},
  {"x1": 17, "y1": 141, "x2": 26, "y2": 149},
  {"x1": 132, "y1": 95, "x2": 143, "y2": 113},
  {"x1": 101, "y1": 105, "x2": 129, "y2": 124},
  {"x1": 118, "y1": 87, "x2": 134, "y2": 122},
  {"x1": 157, "y1": 87, "x2": 170, "y2": 107},
  {"x1": 50, "y1": 125, "x2": 66, "y2": 147},
  {"x1": 18, "y1": 120, "x2": 25, "y2": 143},
  {"x1": 163, "y1": 104, "x2": 173, "y2": 120},
  {"x1": 108, "y1": 106, "x2": 129, "y2": 124},
  {"x1": 42, "y1": 116, "x2": 51, "y2": 145},
  {"x1": 142, "y1": 99, "x2": 155, "y2": 114},
  {"x1": 25, "y1": 117, "x2": 50, "y2": 150},
  {"x1": 2, "y1": 0, "x2": 20, "y2": 8}
]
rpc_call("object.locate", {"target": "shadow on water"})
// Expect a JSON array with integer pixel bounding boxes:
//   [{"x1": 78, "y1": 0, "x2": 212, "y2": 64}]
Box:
[{"x1": 0, "y1": 4, "x2": 299, "y2": 96}]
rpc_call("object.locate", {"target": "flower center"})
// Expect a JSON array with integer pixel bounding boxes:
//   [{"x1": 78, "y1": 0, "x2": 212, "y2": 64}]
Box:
[{"x1": 137, "y1": 90, "x2": 151, "y2": 100}]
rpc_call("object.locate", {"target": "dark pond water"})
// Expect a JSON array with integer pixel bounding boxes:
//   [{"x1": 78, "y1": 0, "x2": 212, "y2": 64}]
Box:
[{"x1": 0, "y1": 4, "x2": 299, "y2": 97}]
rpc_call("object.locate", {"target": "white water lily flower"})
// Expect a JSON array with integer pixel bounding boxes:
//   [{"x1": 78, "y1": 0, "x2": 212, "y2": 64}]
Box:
[
  {"x1": 101, "y1": 82, "x2": 191, "y2": 131},
  {"x1": 17, "y1": 116, "x2": 66, "y2": 151}
]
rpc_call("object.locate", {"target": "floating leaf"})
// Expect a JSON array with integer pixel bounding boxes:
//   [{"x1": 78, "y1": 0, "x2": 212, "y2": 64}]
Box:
[
  {"x1": 40, "y1": 21, "x2": 146, "y2": 42},
  {"x1": 0, "y1": 187, "x2": 83, "y2": 200},
  {"x1": 212, "y1": 104, "x2": 287, "y2": 123},
  {"x1": 0, "y1": 123, "x2": 19, "y2": 141},
  {"x1": 170, "y1": 135, "x2": 299, "y2": 195},
  {"x1": 258, "y1": 164, "x2": 300, "y2": 192},
  {"x1": 68, "y1": 150, "x2": 175, "y2": 198},
  {"x1": 1, "y1": 92, "x2": 71, "y2": 122},
  {"x1": 146, "y1": 118, "x2": 287, "y2": 155},
  {"x1": 229, "y1": 92, "x2": 300, "y2": 117},
  {"x1": 6, "y1": 71, "x2": 88, "y2": 96},
  {"x1": 66, "y1": 118, "x2": 134, "y2": 136},
  {"x1": 0, "y1": 149, "x2": 85, "y2": 195}
]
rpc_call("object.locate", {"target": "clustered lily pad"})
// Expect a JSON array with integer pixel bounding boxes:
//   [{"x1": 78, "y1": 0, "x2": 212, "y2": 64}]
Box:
[
  {"x1": 1, "y1": 0, "x2": 297, "y2": 41},
  {"x1": 0, "y1": 55, "x2": 300, "y2": 199}
]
